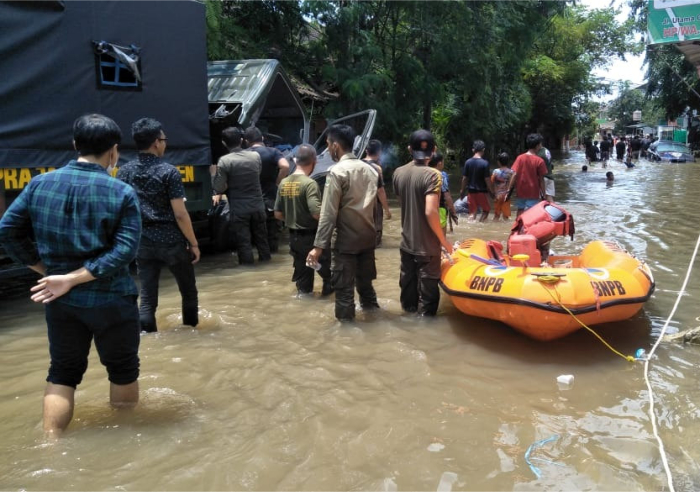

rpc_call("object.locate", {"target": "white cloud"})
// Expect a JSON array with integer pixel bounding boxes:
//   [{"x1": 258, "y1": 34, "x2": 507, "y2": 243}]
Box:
[
  {"x1": 578, "y1": 0, "x2": 647, "y2": 98},
  {"x1": 596, "y1": 53, "x2": 647, "y2": 86}
]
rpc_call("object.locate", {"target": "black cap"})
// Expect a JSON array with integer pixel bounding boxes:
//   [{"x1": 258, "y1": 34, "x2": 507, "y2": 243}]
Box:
[{"x1": 409, "y1": 129, "x2": 435, "y2": 160}]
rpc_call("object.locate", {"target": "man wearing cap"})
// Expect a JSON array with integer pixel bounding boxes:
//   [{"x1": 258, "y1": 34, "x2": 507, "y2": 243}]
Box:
[
  {"x1": 306, "y1": 124, "x2": 380, "y2": 321},
  {"x1": 393, "y1": 129, "x2": 454, "y2": 316}
]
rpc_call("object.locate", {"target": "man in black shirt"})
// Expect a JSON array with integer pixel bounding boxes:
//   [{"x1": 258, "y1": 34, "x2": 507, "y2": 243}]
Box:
[
  {"x1": 615, "y1": 137, "x2": 626, "y2": 161},
  {"x1": 460, "y1": 140, "x2": 494, "y2": 222},
  {"x1": 642, "y1": 134, "x2": 652, "y2": 159},
  {"x1": 117, "y1": 118, "x2": 200, "y2": 332},
  {"x1": 630, "y1": 135, "x2": 643, "y2": 161},
  {"x1": 599, "y1": 136, "x2": 611, "y2": 168},
  {"x1": 244, "y1": 127, "x2": 290, "y2": 253}
]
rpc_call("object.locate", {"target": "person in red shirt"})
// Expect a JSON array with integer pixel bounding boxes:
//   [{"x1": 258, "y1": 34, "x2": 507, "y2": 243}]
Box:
[{"x1": 506, "y1": 133, "x2": 548, "y2": 217}]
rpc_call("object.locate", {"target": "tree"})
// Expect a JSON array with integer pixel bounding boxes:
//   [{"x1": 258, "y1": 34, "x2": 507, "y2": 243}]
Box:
[
  {"x1": 523, "y1": 4, "x2": 640, "y2": 148},
  {"x1": 645, "y1": 45, "x2": 700, "y2": 119},
  {"x1": 607, "y1": 84, "x2": 663, "y2": 133},
  {"x1": 202, "y1": 1, "x2": 641, "y2": 156},
  {"x1": 628, "y1": 0, "x2": 700, "y2": 119},
  {"x1": 205, "y1": 0, "x2": 309, "y2": 68},
  {"x1": 573, "y1": 98, "x2": 602, "y2": 144}
]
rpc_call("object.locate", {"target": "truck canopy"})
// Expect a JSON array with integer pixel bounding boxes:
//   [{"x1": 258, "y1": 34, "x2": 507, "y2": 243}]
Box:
[
  {"x1": 0, "y1": 1, "x2": 211, "y2": 169},
  {"x1": 208, "y1": 60, "x2": 310, "y2": 161}
]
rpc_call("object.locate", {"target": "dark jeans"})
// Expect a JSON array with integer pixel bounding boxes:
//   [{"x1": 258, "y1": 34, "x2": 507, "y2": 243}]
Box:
[
  {"x1": 45, "y1": 295, "x2": 140, "y2": 388},
  {"x1": 232, "y1": 210, "x2": 271, "y2": 264},
  {"x1": 289, "y1": 229, "x2": 331, "y2": 294},
  {"x1": 331, "y1": 249, "x2": 379, "y2": 321},
  {"x1": 266, "y1": 209, "x2": 280, "y2": 254},
  {"x1": 375, "y1": 201, "x2": 384, "y2": 247},
  {"x1": 137, "y1": 240, "x2": 198, "y2": 332},
  {"x1": 399, "y1": 250, "x2": 441, "y2": 316}
]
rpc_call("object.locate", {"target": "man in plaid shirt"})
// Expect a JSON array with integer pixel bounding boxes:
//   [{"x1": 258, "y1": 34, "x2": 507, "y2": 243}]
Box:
[{"x1": 0, "y1": 114, "x2": 142, "y2": 437}]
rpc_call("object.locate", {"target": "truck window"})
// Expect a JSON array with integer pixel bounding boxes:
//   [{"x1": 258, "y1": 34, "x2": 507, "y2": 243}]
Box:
[{"x1": 93, "y1": 41, "x2": 142, "y2": 90}]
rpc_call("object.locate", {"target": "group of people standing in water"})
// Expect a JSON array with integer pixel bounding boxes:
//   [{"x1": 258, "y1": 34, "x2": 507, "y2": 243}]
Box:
[
  {"x1": 0, "y1": 109, "x2": 594, "y2": 437},
  {"x1": 585, "y1": 133, "x2": 654, "y2": 168},
  {"x1": 0, "y1": 115, "x2": 461, "y2": 435},
  {"x1": 459, "y1": 133, "x2": 554, "y2": 223}
]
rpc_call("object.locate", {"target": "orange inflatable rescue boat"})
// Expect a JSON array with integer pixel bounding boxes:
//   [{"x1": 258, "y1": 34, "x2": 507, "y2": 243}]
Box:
[{"x1": 440, "y1": 202, "x2": 655, "y2": 341}]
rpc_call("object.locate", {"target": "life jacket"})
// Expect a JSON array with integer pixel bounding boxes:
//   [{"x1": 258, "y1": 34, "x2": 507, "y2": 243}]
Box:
[{"x1": 509, "y1": 200, "x2": 575, "y2": 249}]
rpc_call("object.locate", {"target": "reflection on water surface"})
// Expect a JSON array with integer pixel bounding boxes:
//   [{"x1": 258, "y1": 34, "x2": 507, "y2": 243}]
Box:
[{"x1": 1, "y1": 152, "x2": 699, "y2": 490}]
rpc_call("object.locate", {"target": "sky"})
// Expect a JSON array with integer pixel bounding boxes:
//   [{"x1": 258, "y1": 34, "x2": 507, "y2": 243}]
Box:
[{"x1": 579, "y1": 0, "x2": 648, "y2": 97}]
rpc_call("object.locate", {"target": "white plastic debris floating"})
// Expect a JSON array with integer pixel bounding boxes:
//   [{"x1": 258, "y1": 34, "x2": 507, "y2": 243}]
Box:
[
  {"x1": 436, "y1": 472, "x2": 458, "y2": 492},
  {"x1": 556, "y1": 374, "x2": 574, "y2": 388},
  {"x1": 427, "y1": 442, "x2": 445, "y2": 452}
]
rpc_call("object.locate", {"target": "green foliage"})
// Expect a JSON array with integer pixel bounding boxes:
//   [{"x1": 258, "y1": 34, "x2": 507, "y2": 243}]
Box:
[
  {"x1": 203, "y1": 0, "x2": 640, "y2": 156},
  {"x1": 431, "y1": 95, "x2": 459, "y2": 148},
  {"x1": 523, "y1": 4, "x2": 639, "y2": 145},
  {"x1": 573, "y1": 99, "x2": 603, "y2": 141},
  {"x1": 628, "y1": 0, "x2": 700, "y2": 123},
  {"x1": 607, "y1": 84, "x2": 663, "y2": 133},
  {"x1": 523, "y1": 55, "x2": 565, "y2": 83},
  {"x1": 645, "y1": 44, "x2": 700, "y2": 119},
  {"x1": 205, "y1": 1, "x2": 309, "y2": 69}
]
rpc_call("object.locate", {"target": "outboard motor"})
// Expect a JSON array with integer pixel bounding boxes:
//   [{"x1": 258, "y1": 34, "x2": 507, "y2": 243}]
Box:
[{"x1": 507, "y1": 201, "x2": 575, "y2": 265}]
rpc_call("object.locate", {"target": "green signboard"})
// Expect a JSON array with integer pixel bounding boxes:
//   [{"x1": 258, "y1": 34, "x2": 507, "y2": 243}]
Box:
[{"x1": 648, "y1": 0, "x2": 700, "y2": 44}]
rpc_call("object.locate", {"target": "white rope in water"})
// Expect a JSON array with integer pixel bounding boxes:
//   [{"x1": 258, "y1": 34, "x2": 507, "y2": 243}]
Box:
[{"x1": 643, "y1": 230, "x2": 700, "y2": 492}]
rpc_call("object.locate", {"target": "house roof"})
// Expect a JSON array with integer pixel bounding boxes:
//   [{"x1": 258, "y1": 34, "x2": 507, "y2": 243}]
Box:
[
  {"x1": 677, "y1": 41, "x2": 700, "y2": 70},
  {"x1": 289, "y1": 74, "x2": 337, "y2": 103}
]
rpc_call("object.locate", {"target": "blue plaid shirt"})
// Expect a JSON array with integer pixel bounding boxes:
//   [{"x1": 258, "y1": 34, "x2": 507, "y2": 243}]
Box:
[{"x1": 0, "y1": 160, "x2": 141, "y2": 307}]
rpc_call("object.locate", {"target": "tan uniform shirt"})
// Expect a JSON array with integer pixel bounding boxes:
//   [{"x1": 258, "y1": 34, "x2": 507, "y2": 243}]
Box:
[
  {"x1": 274, "y1": 174, "x2": 321, "y2": 230},
  {"x1": 314, "y1": 153, "x2": 378, "y2": 254}
]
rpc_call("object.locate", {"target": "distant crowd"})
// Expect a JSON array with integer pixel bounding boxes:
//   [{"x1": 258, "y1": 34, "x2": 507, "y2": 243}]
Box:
[{"x1": 584, "y1": 133, "x2": 655, "y2": 169}]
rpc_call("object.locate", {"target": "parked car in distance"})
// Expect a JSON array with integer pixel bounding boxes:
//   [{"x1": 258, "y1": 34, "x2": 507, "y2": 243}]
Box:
[{"x1": 648, "y1": 140, "x2": 695, "y2": 163}]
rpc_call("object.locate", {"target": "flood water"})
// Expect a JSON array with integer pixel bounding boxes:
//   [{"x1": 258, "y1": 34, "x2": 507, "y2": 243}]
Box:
[{"x1": 1, "y1": 151, "x2": 699, "y2": 491}]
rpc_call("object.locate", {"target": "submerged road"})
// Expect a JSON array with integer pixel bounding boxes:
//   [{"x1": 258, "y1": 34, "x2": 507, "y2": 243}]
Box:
[{"x1": 0, "y1": 151, "x2": 699, "y2": 491}]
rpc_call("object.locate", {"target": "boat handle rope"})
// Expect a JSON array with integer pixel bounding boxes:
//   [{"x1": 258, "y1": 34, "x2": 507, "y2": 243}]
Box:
[
  {"x1": 637, "y1": 262, "x2": 654, "y2": 285},
  {"x1": 535, "y1": 278, "x2": 635, "y2": 363},
  {"x1": 583, "y1": 268, "x2": 603, "y2": 313},
  {"x1": 529, "y1": 273, "x2": 565, "y2": 281}
]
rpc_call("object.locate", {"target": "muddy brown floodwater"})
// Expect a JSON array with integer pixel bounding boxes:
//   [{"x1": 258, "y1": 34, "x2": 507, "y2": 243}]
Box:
[{"x1": 1, "y1": 151, "x2": 699, "y2": 491}]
